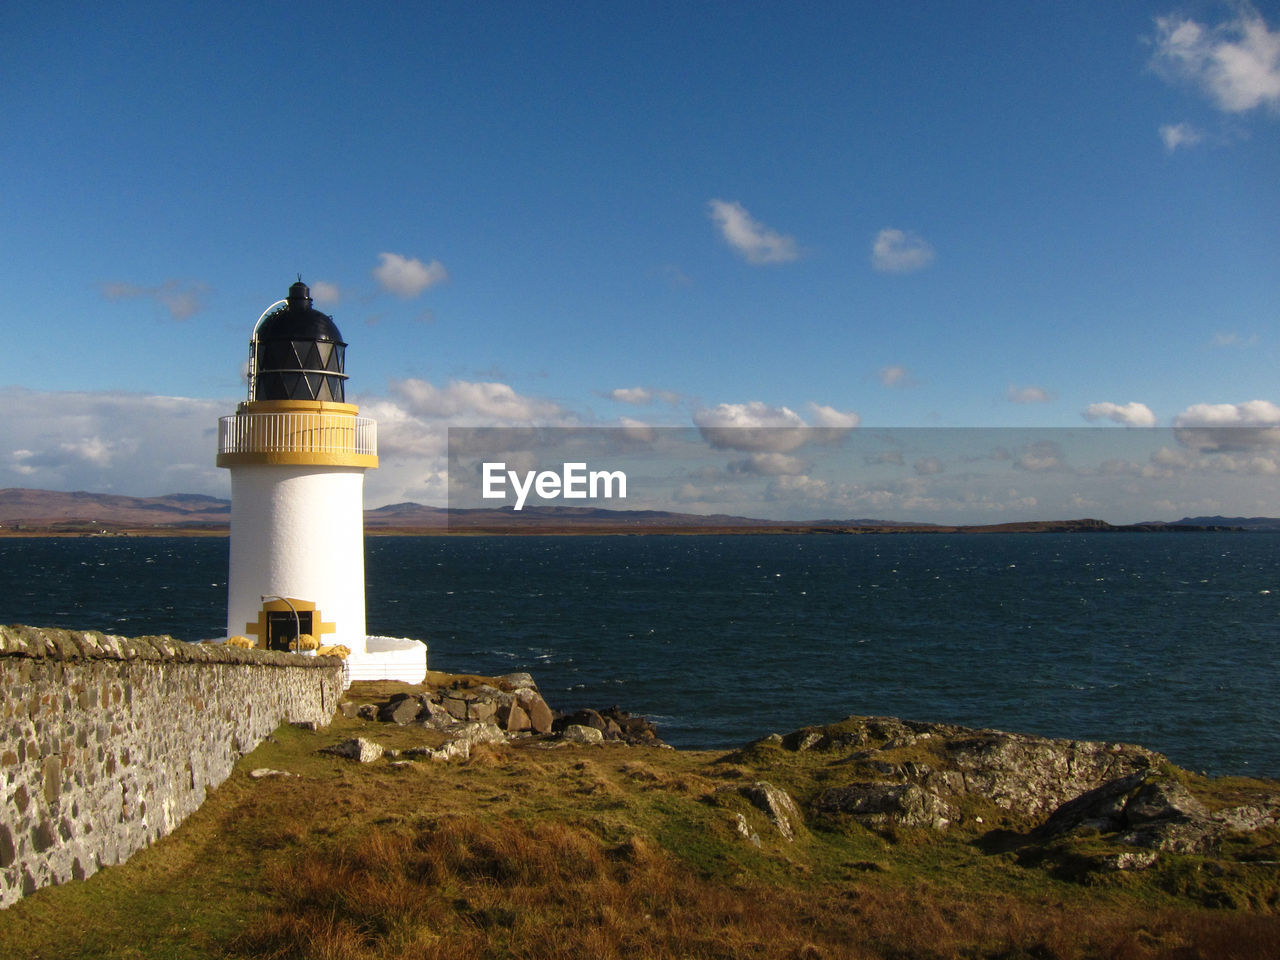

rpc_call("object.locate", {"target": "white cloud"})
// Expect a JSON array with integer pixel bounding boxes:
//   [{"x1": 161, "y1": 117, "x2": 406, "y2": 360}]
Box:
[
  {"x1": 0, "y1": 388, "x2": 226, "y2": 496},
  {"x1": 1159, "y1": 122, "x2": 1203, "y2": 150},
  {"x1": 1152, "y1": 6, "x2": 1280, "y2": 113},
  {"x1": 1007, "y1": 385, "x2": 1053, "y2": 404},
  {"x1": 694, "y1": 399, "x2": 858, "y2": 453},
  {"x1": 806, "y1": 402, "x2": 861, "y2": 430},
  {"x1": 101, "y1": 280, "x2": 209, "y2": 320},
  {"x1": 309, "y1": 281, "x2": 341, "y2": 305},
  {"x1": 764, "y1": 474, "x2": 830, "y2": 501},
  {"x1": 879, "y1": 365, "x2": 910, "y2": 387},
  {"x1": 1014, "y1": 440, "x2": 1068, "y2": 472},
  {"x1": 610, "y1": 387, "x2": 652, "y2": 405},
  {"x1": 373, "y1": 253, "x2": 449, "y2": 298},
  {"x1": 1083, "y1": 401, "x2": 1158, "y2": 427},
  {"x1": 390, "y1": 378, "x2": 566, "y2": 423},
  {"x1": 871, "y1": 228, "x2": 935, "y2": 273},
  {"x1": 707, "y1": 199, "x2": 799, "y2": 264},
  {"x1": 694, "y1": 401, "x2": 809, "y2": 452},
  {"x1": 1173, "y1": 399, "x2": 1280, "y2": 451}
]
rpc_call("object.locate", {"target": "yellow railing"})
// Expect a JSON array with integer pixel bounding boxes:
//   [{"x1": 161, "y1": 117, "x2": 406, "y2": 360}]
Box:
[{"x1": 217, "y1": 413, "x2": 377, "y2": 457}]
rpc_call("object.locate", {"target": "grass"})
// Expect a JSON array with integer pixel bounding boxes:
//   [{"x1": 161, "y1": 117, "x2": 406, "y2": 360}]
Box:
[{"x1": 2, "y1": 681, "x2": 1279, "y2": 959}]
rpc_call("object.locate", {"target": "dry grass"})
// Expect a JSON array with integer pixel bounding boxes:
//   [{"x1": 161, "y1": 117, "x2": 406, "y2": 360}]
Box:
[
  {"x1": 227, "y1": 812, "x2": 1280, "y2": 960},
  {"x1": 4, "y1": 701, "x2": 1280, "y2": 960}
]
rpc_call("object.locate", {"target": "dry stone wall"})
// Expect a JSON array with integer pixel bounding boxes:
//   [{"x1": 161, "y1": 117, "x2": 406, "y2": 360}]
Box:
[{"x1": 0, "y1": 625, "x2": 343, "y2": 908}]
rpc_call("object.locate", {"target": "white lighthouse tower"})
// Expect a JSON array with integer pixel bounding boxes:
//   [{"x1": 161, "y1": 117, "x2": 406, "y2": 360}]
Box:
[{"x1": 217, "y1": 279, "x2": 425, "y2": 682}]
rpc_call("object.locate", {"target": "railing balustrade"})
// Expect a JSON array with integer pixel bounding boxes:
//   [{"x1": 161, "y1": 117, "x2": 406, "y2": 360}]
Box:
[{"x1": 217, "y1": 413, "x2": 377, "y2": 457}]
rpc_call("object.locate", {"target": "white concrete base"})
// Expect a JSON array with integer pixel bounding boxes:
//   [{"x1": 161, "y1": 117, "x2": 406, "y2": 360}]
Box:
[{"x1": 346, "y1": 635, "x2": 428, "y2": 685}]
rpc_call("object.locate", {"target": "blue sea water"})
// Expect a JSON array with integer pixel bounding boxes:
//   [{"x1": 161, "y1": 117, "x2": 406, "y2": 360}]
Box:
[{"x1": 2, "y1": 533, "x2": 1277, "y2": 777}]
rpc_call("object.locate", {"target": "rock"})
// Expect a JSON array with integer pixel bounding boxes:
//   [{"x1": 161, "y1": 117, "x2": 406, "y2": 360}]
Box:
[
  {"x1": 815, "y1": 781, "x2": 954, "y2": 831},
  {"x1": 319, "y1": 737, "x2": 384, "y2": 763},
  {"x1": 448, "y1": 722, "x2": 506, "y2": 745},
  {"x1": 733, "y1": 812, "x2": 762, "y2": 848},
  {"x1": 355, "y1": 703, "x2": 379, "y2": 721},
  {"x1": 378, "y1": 697, "x2": 422, "y2": 725},
  {"x1": 441, "y1": 696, "x2": 471, "y2": 721},
  {"x1": 500, "y1": 672, "x2": 537, "y2": 690},
  {"x1": 290, "y1": 720, "x2": 320, "y2": 731},
  {"x1": 562, "y1": 724, "x2": 604, "y2": 744},
  {"x1": 497, "y1": 700, "x2": 531, "y2": 733},
  {"x1": 560, "y1": 709, "x2": 607, "y2": 733},
  {"x1": 418, "y1": 699, "x2": 455, "y2": 728},
  {"x1": 338, "y1": 702, "x2": 361, "y2": 719},
  {"x1": 408, "y1": 739, "x2": 472, "y2": 762},
  {"x1": 517, "y1": 690, "x2": 555, "y2": 734},
  {"x1": 248, "y1": 768, "x2": 297, "y2": 779},
  {"x1": 739, "y1": 781, "x2": 802, "y2": 841}
]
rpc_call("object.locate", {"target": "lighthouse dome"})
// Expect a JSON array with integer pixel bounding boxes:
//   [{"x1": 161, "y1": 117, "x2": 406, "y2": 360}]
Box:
[{"x1": 251, "y1": 280, "x2": 349, "y2": 402}]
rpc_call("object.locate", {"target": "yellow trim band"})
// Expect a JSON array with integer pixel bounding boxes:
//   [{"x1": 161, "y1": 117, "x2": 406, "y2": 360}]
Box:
[{"x1": 217, "y1": 451, "x2": 379, "y2": 468}]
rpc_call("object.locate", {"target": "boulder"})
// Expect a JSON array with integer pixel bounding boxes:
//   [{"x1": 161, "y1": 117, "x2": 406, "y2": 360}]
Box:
[
  {"x1": 815, "y1": 781, "x2": 954, "y2": 831},
  {"x1": 562, "y1": 724, "x2": 604, "y2": 744},
  {"x1": 319, "y1": 737, "x2": 384, "y2": 763},
  {"x1": 517, "y1": 690, "x2": 555, "y2": 734},
  {"x1": 739, "y1": 781, "x2": 803, "y2": 841},
  {"x1": 497, "y1": 701, "x2": 531, "y2": 733},
  {"x1": 378, "y1": 697, "x2": 422, "y2": 725}
]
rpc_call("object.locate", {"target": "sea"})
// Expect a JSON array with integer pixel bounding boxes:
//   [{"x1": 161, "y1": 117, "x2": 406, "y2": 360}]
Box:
[{"x1": 2, "y1": 532, "x2": 1277, "y2": 778}]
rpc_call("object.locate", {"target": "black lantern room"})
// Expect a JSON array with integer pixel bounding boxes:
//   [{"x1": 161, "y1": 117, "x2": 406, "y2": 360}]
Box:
[{"x1": 250, "y1": 280, "x2": 348, "y2": 402}]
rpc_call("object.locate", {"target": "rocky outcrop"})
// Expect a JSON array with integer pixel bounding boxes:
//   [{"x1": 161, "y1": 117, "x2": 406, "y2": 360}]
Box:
[
  {"x1": 351, "y1": 674, "x2": 664, "y2": 748},
  {"x1": 1037, "y1": 769, "x2": 1280, "y2": 857},
  {"x1": 783, "y1": 716, "x2": 1159, "y2": 832},
  {"x1": 763, "y1": 715, "x2": 1280, "y2": 881}
]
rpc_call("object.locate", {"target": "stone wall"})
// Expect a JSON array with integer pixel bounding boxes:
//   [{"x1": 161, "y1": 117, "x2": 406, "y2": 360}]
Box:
[{"x1": 0, "y1": 625, "x2": 344, "y2": 909}]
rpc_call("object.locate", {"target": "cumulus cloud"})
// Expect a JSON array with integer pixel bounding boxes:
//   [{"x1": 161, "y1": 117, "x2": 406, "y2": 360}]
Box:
[
  {"x1": 1014, "y1": 440, "x2": 1068, "y2": 472},
  {"x1": 373, "y1": 253, "x2": 449, "y2": 298},
  {"x1": 694, "y1": 401, "x2": 809, "y2": 452},
  {"x1": 871, "y1": 229, "x2": 935, "y2": 273},
  {"x1": 0, "y1": 388, "x2": 226, "y2": 496},
  {"x1": 1151, "y1": 6, "x2": 1280, "y2": 113},
  {"x1": 764, "y1": 474, "x2": 830, "y2": 501},
  {"x1": 1159, "y1": 122, "x2": 1204, "y2": 150},
  {"x1": 693, "y1": 401, "x2": 858, "y2": 453},
  {"x1": 707, "y1": 199, "x2": 799, "y2": 264},
  {"x1": 1173, "y1": 399, "x2": 1280, "y2": 451},
  {"x1": 610, "y1": 387, "x2": 652, "y2": 405},
  {"x1": 309, "y1": 281, "x2": 341, "y2": 305},
  {"x1": 1083, "y1": 401, "x2": 1158, "y2": 427},
  {"x1": 806, "y1": 402, "x2": 861, "y2": 430},
  {"x1": 391, "y1": 378, "x2": 567, "y2": 423},
  {"x1": 1007, "y1": 385, "x2": 1053, "y2": 404},
  {"x1": 101, "y1": 280, "x2": 209, "y2": 320}
]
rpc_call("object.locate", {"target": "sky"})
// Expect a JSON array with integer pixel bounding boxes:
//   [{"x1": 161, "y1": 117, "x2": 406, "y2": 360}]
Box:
[{"x1": 2, "y1": 1, "x2": 1278, "y2": 522}]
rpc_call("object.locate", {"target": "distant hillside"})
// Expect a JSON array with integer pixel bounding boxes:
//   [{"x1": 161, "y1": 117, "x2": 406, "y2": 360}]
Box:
[
  {"x1": 0, "y1": 488, "x2": 1263, "y2": 536},
  {"x1": 0, "y1": 488, "x2": 231, "y2": 532},
  {"x1": 1165, "y1": 516, "x2": 1280, "y2": 532}
]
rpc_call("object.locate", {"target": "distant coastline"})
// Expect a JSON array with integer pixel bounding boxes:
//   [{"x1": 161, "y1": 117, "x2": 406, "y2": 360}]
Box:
[{"x1": 0, "y1": 487, "x2": 1268, "y2": 537}]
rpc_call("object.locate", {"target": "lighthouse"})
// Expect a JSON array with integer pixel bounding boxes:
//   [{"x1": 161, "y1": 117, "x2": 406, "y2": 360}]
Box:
[{"x1": 217, "y1": 279, "x2": 426, "y2": 682}]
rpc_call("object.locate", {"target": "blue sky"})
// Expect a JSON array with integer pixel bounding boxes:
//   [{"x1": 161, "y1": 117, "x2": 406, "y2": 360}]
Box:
[{"x1": 2, "y1": 2, "x2": 1278, "y2": 520}]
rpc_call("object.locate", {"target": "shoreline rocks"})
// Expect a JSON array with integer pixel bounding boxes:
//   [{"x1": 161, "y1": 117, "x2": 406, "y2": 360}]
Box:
[{"x1": 342, "y1": 673, "x2": 666, "y2": 753}]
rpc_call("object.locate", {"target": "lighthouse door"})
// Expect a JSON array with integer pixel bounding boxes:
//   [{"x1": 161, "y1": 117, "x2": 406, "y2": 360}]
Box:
[{"x1": 265, "y1": 610, "x2": 314, "y2": 651}]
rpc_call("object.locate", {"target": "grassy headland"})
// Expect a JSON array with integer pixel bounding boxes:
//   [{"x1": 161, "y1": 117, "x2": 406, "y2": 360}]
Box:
[{"x1": 2, "y1": 676, "x2": 1278, "y2": 959}]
